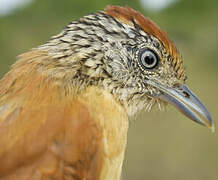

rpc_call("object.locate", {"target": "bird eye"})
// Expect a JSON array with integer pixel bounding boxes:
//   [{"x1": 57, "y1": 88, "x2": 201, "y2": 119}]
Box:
[{"x1": 138, "y1": 49, "x2": 159, "y2": 69}]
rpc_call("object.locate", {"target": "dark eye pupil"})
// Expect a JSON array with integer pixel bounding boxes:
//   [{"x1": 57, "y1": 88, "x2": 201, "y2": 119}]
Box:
[
  {"x1": 144, "y1": 55, "x2": 154, "y2": 65},
  {"x1": 138, "y1": 48, "x2": 159, "y2": 70}
]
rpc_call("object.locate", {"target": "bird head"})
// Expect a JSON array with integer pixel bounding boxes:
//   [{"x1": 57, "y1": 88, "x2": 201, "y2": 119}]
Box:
[{"x1": 39, "y1": 6, "x2": 214, "y2": 130}]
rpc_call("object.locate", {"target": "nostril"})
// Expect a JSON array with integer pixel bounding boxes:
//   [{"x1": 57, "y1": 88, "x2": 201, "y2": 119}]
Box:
[{"x1": 183, "y1": 91, "x2": 190, "y2": 98}]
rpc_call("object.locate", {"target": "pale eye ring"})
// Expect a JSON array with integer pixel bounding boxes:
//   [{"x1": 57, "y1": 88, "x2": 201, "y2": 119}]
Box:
[{"x1": 138, "y1": 49, "x2": 159, "y2": 69}]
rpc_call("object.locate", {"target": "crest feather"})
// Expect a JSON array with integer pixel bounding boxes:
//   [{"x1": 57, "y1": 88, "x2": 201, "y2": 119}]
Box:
[{"x1": 105, "y1": 5, "x2": 185, "y2": 80}]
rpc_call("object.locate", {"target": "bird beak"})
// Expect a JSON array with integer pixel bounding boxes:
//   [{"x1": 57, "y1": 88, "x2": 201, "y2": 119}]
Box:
[{"x1": 147, "y1": 80, "x2": 215, "y2": 131}]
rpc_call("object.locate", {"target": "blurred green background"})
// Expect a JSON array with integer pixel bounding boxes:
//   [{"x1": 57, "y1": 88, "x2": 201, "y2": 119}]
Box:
[{"x1": 0, "y1": 0, "x2": 218, "y2": 179}]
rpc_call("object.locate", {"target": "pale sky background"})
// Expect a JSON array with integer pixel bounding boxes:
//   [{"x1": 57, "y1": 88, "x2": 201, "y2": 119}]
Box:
[
  {"x1": 0, "y1": 0, "x2": 177, "y2": 16},
  {"x1": 0, "y1": 0, "x2": 34, "y2": 16},
  {"x1": 140, "y1": 0, "x2": 178, "y2": 11}
]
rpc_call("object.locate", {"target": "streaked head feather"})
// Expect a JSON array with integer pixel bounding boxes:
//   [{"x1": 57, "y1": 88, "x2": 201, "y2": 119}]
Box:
[{"x1": 105, "y1": 5, "x2": 185, "y2": 80}]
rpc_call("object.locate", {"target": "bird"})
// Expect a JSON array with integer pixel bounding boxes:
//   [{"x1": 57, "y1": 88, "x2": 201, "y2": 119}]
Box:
[{"x1": 0, "y1": 5, "x2": 214, "y2": 180}]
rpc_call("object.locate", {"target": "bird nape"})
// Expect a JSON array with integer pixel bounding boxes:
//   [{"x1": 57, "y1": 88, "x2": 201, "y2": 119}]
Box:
[{"x1": 0, "y1": 5, "x2": 214, "y2": 180}]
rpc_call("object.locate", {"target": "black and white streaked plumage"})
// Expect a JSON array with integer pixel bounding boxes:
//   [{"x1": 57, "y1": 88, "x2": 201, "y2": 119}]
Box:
[
  {"x1": 37, "y1": 6, "x2": 212, "y2": 123},
  {"x1": 38, "y1": 7, "x2": 183, "y2": 115},
  {"x1": 0, "y1": 5, "x2": 213, "y2": 180}
]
